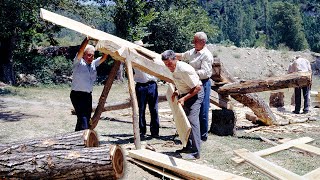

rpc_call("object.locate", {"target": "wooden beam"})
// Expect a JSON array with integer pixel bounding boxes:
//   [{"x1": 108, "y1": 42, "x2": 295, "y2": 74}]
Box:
[
  {"x1": 90, "y1": 61, "x2": 121, "y2": 130},
  {"x1": 125, "y1": 58, "x2": 141, "y2": 149},
  {"x1": 234, "y1": 149, "x2": 303, "y2": 180},
  {"x1": 303, "y1": 167, "x2": 320, "y2": 180},
  {"x1": 210, "y1": 90, "x2": 232, "y2": 109},
  {"x1": 166, "y1": 83, "x2": 191, "y2": 147},
  {"x1": 218, "y1": 72, "x2": 312, "y2": 95},
  {"x1": 129, "y1": 149, "x2": 250, "y2": 180},
  {"x1": 211, "y1": 58, "x2": 277, "y2": 125}
]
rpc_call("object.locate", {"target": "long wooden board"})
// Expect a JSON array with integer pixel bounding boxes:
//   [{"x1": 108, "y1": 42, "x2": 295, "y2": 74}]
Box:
[
  {"x1": 166, "y1": 83, "x2": 191, "y2": 147},
  {"x1": 129, "y1": 149, "x2": 251, "y2": 180},
  {"x1": 234, "y1": 149, "x2": 303, "y2": 180}
]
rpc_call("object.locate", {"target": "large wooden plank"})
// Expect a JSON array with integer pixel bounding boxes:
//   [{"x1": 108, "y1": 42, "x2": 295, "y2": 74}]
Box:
[
  {"x1": 166, "y1": 83, "x2": 191, "y2": 147},
  {"x1": 218, "y1": 72, "x2": 312, "y2": 95},
  {"x1": 129, "y1": 149, "x2": 250, "y2": 180},
  {"x1": 233, "y1": 137, "x2": 314, "y2": 164},
  {"x1": 234, "y1": 149, "x2": 304, "y2": 180},
  {"x1": 294, "y1": 143, "x2": 320, "y2": 156},
  {"x1": 40, "y1": 8, "x2": 173, "y2": 83},
  {"x1": 303, "y1": 167, "x2": 320, "y2": 180}
]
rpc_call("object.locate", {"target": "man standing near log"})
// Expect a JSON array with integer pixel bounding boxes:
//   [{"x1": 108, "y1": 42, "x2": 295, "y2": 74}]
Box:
[
  {"x1": 162, "y1": 50, "x2": 204, "y2": 160},
  {"x1": 175, "y1": 32, "x2": 213, "y2": 141},
  {"x1": 70, "y1": 37, "x2": 107, "y2": 131},
  {"x1": 288, "y1": 55, "x2": 312, "y2": 114},
  {"x1": 133, "y1": 40, "x2": 159, "y2": 138}
]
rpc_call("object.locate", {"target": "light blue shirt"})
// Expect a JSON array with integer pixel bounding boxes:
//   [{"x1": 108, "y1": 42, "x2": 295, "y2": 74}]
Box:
[
  {"x1": 71, "y1": 56, "x2": 101, "y2": 93},
  {"x1": 134, "y1": 68, "x2": 157, "y2": 83}
]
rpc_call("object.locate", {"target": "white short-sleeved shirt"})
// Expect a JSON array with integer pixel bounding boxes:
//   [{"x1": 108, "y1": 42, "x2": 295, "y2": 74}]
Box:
[
  {"x1": 134, "y1": 69, "x2": 157, "y2": 83},
  {"x1": 172, "y1": 61, "x2": 202, "y2": 95},
  {"x1": 288, "y1": 58, "x2": 311, "y2": 73},
  {"x1": 71, "y1": 56, "x2": 101, "y2": 93},
  {"x1": 181, "y1": 46, "x2": 213, "y2": 80}
]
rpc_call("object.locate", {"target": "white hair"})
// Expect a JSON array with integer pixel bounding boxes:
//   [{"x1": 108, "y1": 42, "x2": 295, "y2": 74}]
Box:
[
  {"x1": 195, "y1": 32, "x2": 207, "y2": 42},
  {"x1": 84, "y1": 44, "x2": 95, "y2": 53}
]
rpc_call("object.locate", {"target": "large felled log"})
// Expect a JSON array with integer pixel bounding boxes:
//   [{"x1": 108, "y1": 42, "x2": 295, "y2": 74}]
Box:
[
  {"x1": 211, "y1": 58, "x2": 277, "y2": 125},
  {"x1": 0, "y1": 130, "x2": 98, "y2": 155},
  {"x1": 0, "y1": 145, "x2": 124, "y2": 179},
  {"x1": 218, "y1": 72, "x2": 311, "y2": 95}
]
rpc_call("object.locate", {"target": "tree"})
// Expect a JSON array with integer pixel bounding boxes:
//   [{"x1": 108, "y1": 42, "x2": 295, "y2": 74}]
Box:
[{"x1": 268, "y1": 2, "x2": 308, "y2": 51}]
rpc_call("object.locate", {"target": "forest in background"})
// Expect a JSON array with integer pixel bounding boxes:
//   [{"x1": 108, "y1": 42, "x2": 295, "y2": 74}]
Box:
[{"x1": 1, "y1": 0, "x2": 320, "y2": 85}]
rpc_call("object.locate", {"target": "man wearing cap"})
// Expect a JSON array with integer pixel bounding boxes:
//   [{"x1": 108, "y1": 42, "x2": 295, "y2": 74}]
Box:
[
  {"x1": 134, "y1": 40, "x2": 159, "y2": 138},
  {"x1": 175, "y1": 32, "x2": 213, "y2": 141},
  {"x1": 162, "y1": 49, "x2": 204, "y2": 160}
]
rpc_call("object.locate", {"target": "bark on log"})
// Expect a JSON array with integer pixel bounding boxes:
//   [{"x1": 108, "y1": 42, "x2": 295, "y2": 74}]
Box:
[
  {"x1": 218, "y1": 72, "x2": 311, "y2": 95},
  {"x1": 0, "y1": 130, "x2": 99, "y2": 155},
  {"x1": 0, "y1": 145, "x2": 125, "y2": 179},
  {"x1": 211, "y1": 58, "x2": 277, "y2": 125}
]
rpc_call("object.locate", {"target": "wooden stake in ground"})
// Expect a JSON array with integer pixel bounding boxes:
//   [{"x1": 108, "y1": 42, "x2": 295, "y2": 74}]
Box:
[
  {"x1": 0, "y1": 129, "x2": 99, "y2": 155},
  {"x1": 125, "y1": 58, "x2": 141, "y2": 149},
  {"x1": 90, "y1": 60, "x2": 121, "y2": 129},
  {"x1": 0, "y1": 145, "x2": 125, "y2": 179}
]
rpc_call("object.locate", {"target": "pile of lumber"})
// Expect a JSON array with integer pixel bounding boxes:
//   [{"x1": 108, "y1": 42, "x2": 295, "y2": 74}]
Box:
[{"x1": 0, "y1": 130, "x2": 125, "y2": 179}]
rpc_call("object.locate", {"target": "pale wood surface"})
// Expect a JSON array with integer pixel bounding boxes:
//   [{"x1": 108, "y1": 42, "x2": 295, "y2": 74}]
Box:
[
  {"x1": 166, "y1": 83, "x2": 191, "y2": 147},
  {"x1": 234, "y1": 149, "x2": 304, "y2": 180},
  {"x1": 303, "y1": 167, "x2": 320, "y2": 180},
  {"x1": 125, "y1": 59, "x2": 141, "y2": 149},
  {"x1": 218, "y1": 72, "x2": 312, "y2": 95},
  {"x1": 129, "y1": 149, "x2": 251, "y2": 180}
]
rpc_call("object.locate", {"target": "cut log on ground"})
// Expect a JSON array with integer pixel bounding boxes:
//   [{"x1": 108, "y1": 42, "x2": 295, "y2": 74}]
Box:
[
  {"x1": 128, "y1": 149, "x2": 250, "y2": 180},
  {"x1": 210, "y1": 109, "x2": 236, "y2": 136},
  {"x1": 0, "y1": 145, "x2": 124, "y2": 179},
  {"x1": 0, "y1": 130, "x2": 98, "y2": 155},
  {"x1": 269, "y1": 92, "x2": 284, "y2": 108},
  {"x1": 211, "y1": 58, "x2": 277, "y2": 125},
  {"x1": 218, "y1": 72, "x2": 311, "y2": 95}
]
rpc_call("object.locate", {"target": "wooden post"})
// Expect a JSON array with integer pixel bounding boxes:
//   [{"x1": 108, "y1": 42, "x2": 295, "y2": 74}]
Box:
[
  {"x1": 269, "y1": 92, "x2": 284, "y2": 108},
  {"x1": 90, "y1": 60, "x2": 121, "y2": 130},
  {"x1": 125, "y1": 58, "x2": 141, "y2": 149}
]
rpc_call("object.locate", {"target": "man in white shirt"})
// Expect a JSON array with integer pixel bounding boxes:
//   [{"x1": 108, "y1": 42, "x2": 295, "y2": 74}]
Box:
[
  {"x1": 175, "y1": 32, "x2": 213, "y2": 141},
  {"x1": 134, "y1": 40, "x2": 159, "y2": 138},
  {"x1": 70, "y1": 37, "x2": 107, "y2": 131},
  {"x1": 288, "y1": 56, "x2": 312, "y2": 114},
  {"x1": 162, "y1": 50, "x2": 204, "y2": 160}
]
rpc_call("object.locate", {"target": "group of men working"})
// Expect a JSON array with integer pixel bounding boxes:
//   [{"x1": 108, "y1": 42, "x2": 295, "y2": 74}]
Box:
[{"x1": 70, "y1": 31, "x2": 312, "y2": 161}]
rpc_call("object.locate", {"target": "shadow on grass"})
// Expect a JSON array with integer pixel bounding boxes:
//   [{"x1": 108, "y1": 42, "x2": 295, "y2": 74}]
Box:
[{"x1": 0, "y1": 100, "x2": 39, "y2": 122}]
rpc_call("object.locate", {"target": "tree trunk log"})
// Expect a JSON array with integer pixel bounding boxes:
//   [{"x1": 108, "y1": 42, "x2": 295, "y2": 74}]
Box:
[
  {"x1": 0, "y1": 130, "x2": 99, "y2": 155},
  {"x1": 0, "y1": 145, "x2": 125, "y2": 179},
  {"x1": 218, "y1": 72, "x2": 311, "y2": 95},
  {"x1": 211, "y1": 58, "x2": 277, "y2": 125}
]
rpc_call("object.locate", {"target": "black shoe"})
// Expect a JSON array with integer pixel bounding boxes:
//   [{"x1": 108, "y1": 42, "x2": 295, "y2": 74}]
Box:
[
  {"x1": 302, "y1": 111, "x2": 309, "y2": 114},
  {"x1": 140, "y1": 133, "x2": 145, "y2": 139},
  {"x1": 175, "y1": 147, "x2": 193, "y2": 153},
  {"x1": 292, "y1": 111, "x2": 300, "y2": 114},
  {"x1": 201, "y1": 137, "x2": 208, "y2": 142},
  {"x1": 151, "y1": 134, "x2": 159, "y2": 138}
]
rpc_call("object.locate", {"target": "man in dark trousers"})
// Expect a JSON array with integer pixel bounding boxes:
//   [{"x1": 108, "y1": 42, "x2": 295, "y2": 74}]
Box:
[{"x1": 162, "y1": 50, "x2": 204, "y2": 160}]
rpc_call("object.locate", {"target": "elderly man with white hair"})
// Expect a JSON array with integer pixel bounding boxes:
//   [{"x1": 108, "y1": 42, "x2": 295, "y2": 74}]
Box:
[
  {"x1": 70, "y1": 37, "x2": 107, "y2": 131},
  {"x1": 175, "y1": 32, "x2": 213, "y2": 141}
]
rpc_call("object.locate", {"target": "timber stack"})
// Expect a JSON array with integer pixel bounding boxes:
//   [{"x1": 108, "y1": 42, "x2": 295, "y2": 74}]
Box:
[{"x1": 0, "y1": 130, "x2": 125, "y2": 179}]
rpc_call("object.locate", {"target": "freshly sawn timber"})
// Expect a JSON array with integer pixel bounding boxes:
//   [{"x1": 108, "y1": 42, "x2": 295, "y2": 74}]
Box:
[{"x1": 0, "y1": 145, "x2": 124, "y2": 179}]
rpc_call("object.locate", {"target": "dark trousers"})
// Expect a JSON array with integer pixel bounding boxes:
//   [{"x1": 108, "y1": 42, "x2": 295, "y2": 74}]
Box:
[
  {"x1": 294, "y1": 86, "x2": 310, "y2": 113},
  {"x1": 199, "y1": 79, "x2": 211, "y2": 140},
  {"x1": 182, "y1": 86, "x2": 204, "y2": 155},
  {"x1": 135, "y1": 81, "x2": 159, "y2": 136},
  {"x1": 70, "y1": 90, "x2": 92, "y2": 131}
]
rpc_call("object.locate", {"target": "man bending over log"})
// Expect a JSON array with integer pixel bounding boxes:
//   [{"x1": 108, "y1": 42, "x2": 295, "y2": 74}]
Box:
[
  {"x1": 162, "y1": 50, "x2": 204, "y2": 160},
  {"x1": 70, "y1": 37, "x2": 108, "y2": 131}
]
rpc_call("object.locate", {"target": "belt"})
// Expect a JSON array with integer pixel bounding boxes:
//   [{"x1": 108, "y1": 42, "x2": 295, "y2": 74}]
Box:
[
  {"x1": 71, "y1": 90, "x2": 92, "y2": 94},
  {"x1": 136, "y1": 81, "x2": 156, "y2": 86}
]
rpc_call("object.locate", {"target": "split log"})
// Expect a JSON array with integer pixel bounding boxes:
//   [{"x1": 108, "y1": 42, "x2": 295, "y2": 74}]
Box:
[
  {"x1": 210, "y1": 109, "x2": 236, "y2": 136},
  {"x1": 0, "y1": 145, "x2": 125, "y2": 179},
  {"x1": 269, "y1": 92, "x2": 284, "y2": 108},
  {"x1": 211, "y1": 58, "x2": 277, "y2": 125},
  {"x1": 218, "y1": 72, "x2": 311, "y2": 95},
  {"x1": 0, "y1": 130, "x2": 98, "y2": 155},
  {"x1": 245, "y1": 112, "x2": 259, "y2": 124}
]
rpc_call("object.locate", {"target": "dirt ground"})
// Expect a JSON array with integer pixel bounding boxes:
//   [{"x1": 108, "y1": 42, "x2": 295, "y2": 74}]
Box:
[{"x1": 1, "y1": 45, "x2": 320, "y2": 179}]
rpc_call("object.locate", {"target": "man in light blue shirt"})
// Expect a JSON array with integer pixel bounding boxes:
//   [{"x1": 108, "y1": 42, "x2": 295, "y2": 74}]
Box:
[{"x1": 70, "y1": 37, "x2": 107, "y2": 131}]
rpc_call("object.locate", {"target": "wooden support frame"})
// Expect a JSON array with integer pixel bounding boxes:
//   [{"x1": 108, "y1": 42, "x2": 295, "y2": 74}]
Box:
[{"x1": 233, "y1": 137, "x2": 320, "y2": 180}]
